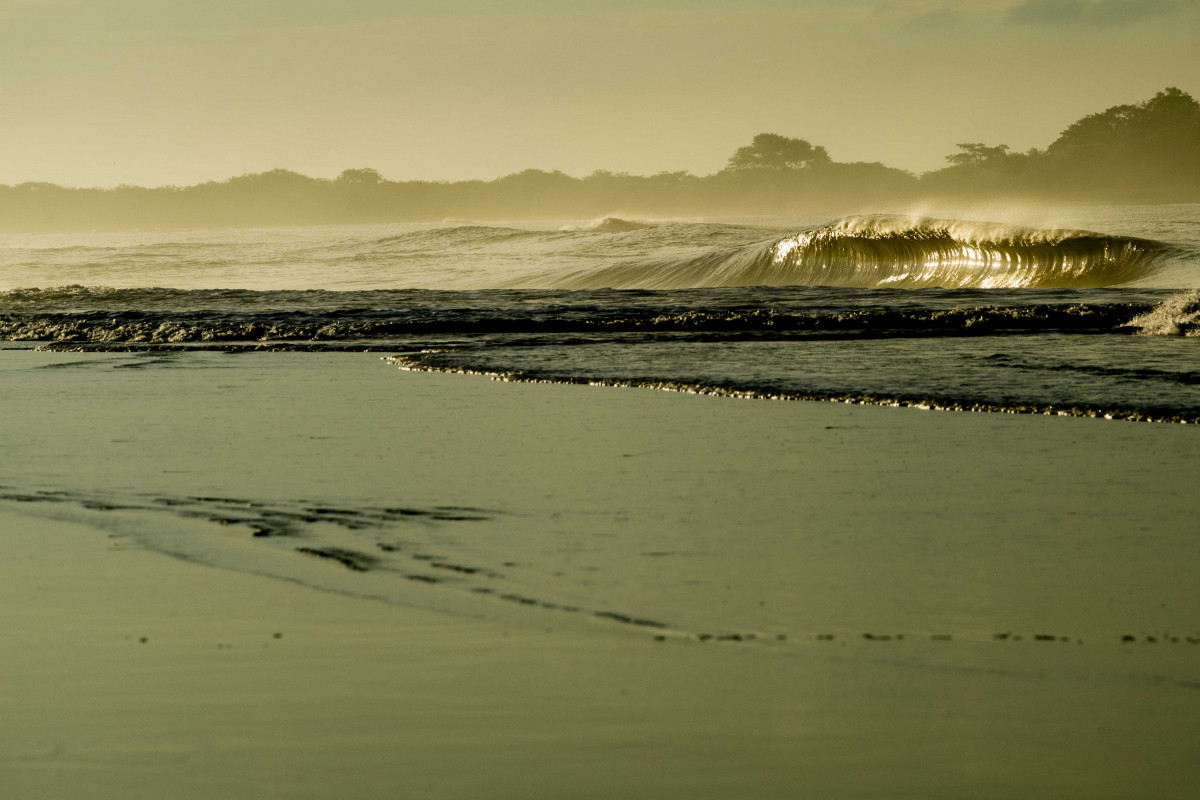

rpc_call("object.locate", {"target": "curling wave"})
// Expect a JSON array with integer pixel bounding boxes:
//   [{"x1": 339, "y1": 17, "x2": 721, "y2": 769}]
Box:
[{"x1": 537, "y1": 216, "x2": 1182, "y2": 290}]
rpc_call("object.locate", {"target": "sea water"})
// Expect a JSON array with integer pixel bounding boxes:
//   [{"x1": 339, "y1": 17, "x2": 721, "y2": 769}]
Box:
[{"x1": 2, "y1": 205, "x2": 1198, "y2": 421}]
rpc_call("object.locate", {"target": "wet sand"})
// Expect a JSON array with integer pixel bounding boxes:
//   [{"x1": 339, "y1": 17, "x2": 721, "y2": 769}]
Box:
[{"x1": 2, "y1": 349, "x2": 1199, "y2": 798}]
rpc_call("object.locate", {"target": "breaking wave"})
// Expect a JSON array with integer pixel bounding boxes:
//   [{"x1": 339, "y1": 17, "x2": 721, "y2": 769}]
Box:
[
  {"x1": 537, "y1": 216, "x2": 1184, "y2": 290},
  {"x1": 1127, "y1": 290, "x2": 1200, "y2": 336}
]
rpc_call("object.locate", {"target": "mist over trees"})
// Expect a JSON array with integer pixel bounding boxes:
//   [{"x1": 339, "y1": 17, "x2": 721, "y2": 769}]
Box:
[{"x1": 0, "y1": 88, "x2": 1197, "y2": 231}]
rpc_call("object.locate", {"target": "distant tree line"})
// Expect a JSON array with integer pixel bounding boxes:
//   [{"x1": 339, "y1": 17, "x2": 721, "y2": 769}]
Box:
[
  {"x1": 0, "y1": 88, "x2": 1196, "y2": 231},
  {"x1": 921, "y1": 87, "x2": 1200, "y2": 202}
]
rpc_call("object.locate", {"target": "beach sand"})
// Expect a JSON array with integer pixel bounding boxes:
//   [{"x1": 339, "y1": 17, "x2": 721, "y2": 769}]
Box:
[{"x1": 2, "y1": 349, "x2": 1199, "y2": 798}]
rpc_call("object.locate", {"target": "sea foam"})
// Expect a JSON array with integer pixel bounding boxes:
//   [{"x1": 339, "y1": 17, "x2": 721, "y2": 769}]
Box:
[{"x1": 1127, "y1": 290, "x2": 1200, "y2": 336}]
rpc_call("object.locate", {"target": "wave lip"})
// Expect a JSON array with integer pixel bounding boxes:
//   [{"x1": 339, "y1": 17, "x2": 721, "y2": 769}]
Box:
[{"x1": 545, "y1": 216, "x2": 1177, "y2": 290}]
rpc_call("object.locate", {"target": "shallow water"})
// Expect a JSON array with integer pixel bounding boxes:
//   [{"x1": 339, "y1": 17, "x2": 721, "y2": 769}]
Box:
[{"x1": 3, "y1": 351, "x2": 1199, "y2": 649}]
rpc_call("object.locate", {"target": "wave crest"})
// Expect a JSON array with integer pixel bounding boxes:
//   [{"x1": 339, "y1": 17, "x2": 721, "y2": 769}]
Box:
[{"x1": 540, "y1": 216, "x2": 1178, "y2": 290}]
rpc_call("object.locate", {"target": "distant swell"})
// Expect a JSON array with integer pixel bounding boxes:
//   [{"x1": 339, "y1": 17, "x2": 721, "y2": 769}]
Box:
[
  {"x1": 560, "y1": 217, "x2": 654, "y2": 233},
  {"x1": 536, "y1": 216, "x2": 1179, "y2": 290}
]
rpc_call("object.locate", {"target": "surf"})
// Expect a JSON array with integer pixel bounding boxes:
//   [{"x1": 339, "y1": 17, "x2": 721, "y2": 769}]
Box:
[{"x1": 533, "y1": 215, "x2": 1187, "y2": 290}]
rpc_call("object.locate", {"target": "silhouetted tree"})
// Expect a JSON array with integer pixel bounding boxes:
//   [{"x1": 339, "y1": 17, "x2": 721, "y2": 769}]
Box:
[
  {"x1": 726, "y1": 133, "x2": 831, "y2": 170},
  {"x1": 945, "y1": 143, "x2": 1011, "y2": 167},
  {"x1": 922, "y1": 87, "x2": 1200, "y2": 201},
  {"x1": 337, "y1": 168, "x2": 384, "y2": 185},
  {"x1": 1049, "y1": 87, "x2": 1199, "y2": 155}
]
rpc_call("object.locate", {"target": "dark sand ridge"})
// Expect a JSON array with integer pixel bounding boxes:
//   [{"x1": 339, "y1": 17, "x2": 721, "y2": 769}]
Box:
[{"x1": 2, "y1": 350, "x2": 1199, "y2": 798}]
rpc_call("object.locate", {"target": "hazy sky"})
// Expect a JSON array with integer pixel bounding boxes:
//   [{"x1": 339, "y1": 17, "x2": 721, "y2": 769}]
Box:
[{"x1": 1, "y1": 0, "x2": 1197, "y2": 187}]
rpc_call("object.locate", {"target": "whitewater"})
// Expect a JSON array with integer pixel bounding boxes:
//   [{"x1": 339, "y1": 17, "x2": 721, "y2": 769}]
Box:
[{"x1": 2, "y1": 205, "x2": 1199, "y2": 422}]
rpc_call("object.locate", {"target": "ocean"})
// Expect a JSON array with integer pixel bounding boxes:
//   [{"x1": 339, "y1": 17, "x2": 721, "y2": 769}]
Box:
[{"x1": 3, "y1": 205, "x2": 1199, "y2": 422}]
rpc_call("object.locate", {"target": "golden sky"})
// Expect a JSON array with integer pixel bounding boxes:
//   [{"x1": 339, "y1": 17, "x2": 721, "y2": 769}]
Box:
[{"x1": 2, "y1": 0, "x2": 1197, "y2": 186}]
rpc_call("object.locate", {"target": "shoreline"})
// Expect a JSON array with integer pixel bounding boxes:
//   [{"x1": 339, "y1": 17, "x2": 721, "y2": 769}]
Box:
[{"x1": 387, "y1": 352, "x2": 1200, "y2": 425}]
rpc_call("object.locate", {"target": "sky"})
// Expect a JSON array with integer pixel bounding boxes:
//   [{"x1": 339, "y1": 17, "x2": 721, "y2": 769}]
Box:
[{"x1": 0, "y1": 0, "x2": 1197, "y2": 187}]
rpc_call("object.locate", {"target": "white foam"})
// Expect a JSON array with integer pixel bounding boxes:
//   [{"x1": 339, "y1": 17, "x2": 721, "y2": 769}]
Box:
[{"x1": 1126, "y1": 290, "x2": 1200, "y2": 336}]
